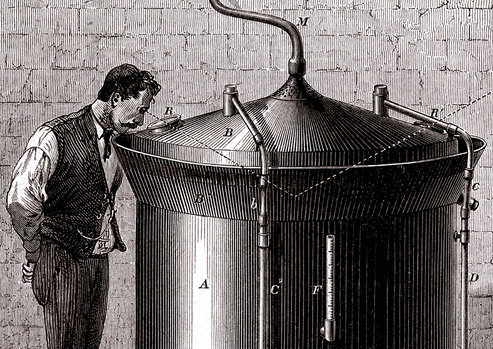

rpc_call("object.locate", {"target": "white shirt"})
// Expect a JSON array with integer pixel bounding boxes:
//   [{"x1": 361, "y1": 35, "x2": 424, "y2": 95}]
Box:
[{"x1": 7, "y1": 105, "x2": 120, "y2": 259}]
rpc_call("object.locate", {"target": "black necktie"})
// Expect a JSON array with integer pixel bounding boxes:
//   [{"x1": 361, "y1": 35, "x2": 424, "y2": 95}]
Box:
[{"x1": 102, "y1": 129, "x2": 113, "y2": 161}]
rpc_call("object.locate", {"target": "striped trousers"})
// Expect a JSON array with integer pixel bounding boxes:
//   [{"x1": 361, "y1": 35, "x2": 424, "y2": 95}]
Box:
[{"x1": 32, "y1": 241, "x2": 109, "y2": 349}]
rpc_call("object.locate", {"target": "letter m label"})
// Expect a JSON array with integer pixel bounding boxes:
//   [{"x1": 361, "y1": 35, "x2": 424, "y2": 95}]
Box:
[{"x1": 298, "y1": 17, "x2": 309, "y2": 26}]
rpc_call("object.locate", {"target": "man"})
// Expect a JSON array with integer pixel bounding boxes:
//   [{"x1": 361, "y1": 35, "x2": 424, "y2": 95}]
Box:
[{"x1": 7, "y1": 64, "x2": 161, "y2": 348}]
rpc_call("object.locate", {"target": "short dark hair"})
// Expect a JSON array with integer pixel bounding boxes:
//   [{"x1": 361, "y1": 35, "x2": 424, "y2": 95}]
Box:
[{"x1": 97, "y1": 64, "x2": 161, "y2": 102}]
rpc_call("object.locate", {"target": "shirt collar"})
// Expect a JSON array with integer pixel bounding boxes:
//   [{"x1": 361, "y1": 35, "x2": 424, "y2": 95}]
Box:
[{"x1": 91, "y1": 103, "x2": 114, "y2": 140}]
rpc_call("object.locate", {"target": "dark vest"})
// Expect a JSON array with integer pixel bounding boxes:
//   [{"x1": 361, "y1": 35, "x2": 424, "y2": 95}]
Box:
[{"x1": 40, "y1": 106, "x2": 126, "y2": 259}]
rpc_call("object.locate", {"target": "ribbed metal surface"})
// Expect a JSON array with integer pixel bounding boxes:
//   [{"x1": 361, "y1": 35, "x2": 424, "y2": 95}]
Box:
[
  {"x1": 270, "y1": 206, "x2": 457, "y2": 349},
  {"x1": 135, "y1": 203, "x2": 457, "y2": 348},
  {"x1": 113, "y1": 72, "x2": 486, "y2": 349},
  {"x1": 115, "y1": 137, "x2": 484, "y2": 221},
  {"x1": 124, "y1": 77, "x2": 457, "y2": 167},
  {"x1": 136, "y1": 205, "x2": 257, "y2": 349}
]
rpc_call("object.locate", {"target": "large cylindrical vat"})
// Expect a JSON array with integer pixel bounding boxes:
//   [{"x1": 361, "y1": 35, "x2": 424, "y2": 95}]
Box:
[
  {"x1": 114, "y1": 2, "x2": 485, "y2": 347},
  {"x1": 114, "y1": 82, "x2": 485, "y2": 348}
]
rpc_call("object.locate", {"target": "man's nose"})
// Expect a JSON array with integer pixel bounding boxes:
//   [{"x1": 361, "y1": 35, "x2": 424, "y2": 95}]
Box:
[{"x1": 135, "y1": 113, "x2": 144, "y2": 125}]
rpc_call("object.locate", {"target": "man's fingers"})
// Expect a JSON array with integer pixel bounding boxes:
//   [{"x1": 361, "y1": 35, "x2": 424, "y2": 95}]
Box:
[
  {"x1": 22, "y1": 274, "x2": 33, "y2": 283},
  {"x1": 22, "y1": 262, "x2": 35, "y2": 283},
  {"x1": 22, "y1": 265, "x2": 34, "y2": 275}
]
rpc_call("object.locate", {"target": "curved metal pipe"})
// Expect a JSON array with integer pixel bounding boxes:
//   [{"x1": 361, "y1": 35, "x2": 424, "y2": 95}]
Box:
[
  {"x1": 210, "y1": 0, "x2": 306, "y2": 76},
  {"x1": 232, "y1": 96, "x2": 270, "y2": 349},
  {"x1": 456, "y1": 128, "x2": 475, "y2": 349},
  {"x1": 223, "y1": 85, "x2": 270, "y2": 348},
  {"x1": 374, "y1": 85, "x2": 477, "y2": 349}
]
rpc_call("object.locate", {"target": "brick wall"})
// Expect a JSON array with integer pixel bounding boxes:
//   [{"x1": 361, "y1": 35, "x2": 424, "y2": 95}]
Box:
[{"x1": 0, "y1": 0, "x2": 492, "y2": 347}]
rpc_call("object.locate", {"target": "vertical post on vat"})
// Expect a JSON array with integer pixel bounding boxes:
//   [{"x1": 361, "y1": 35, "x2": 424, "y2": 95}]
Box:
[
  {"x1": 323, "y1": 234, "x2": 336, "y2": 342},
  {"x1": 223, "y1": 84, "x2": 271, "y2": 348},
  {"x1": 373, "y1": 84, "x2": 389, "y2": 117},
  {"x1": 372, "y1": 86, "x2": 479, "y2": 349}
]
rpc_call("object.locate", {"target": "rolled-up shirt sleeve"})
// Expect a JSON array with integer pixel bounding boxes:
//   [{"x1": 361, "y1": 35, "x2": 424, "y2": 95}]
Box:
[{"x1": 7, "y1": 126, "x2": 58, "y2": 262}]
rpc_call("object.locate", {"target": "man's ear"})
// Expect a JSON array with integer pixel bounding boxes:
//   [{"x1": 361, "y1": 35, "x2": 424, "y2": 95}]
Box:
[{"x1": 111, "y1": 92, "x2": 122, "y2": 108}]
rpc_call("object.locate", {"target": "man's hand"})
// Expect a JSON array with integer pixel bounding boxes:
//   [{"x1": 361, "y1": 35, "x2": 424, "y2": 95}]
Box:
[{"x1": 22, "y1": 261, "x2": 35, "y2": 283}]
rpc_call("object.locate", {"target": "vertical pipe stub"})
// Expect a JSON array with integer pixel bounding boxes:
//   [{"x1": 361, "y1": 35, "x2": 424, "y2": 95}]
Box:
[
  {"x1": 223, "y1": 84, "x2": 238, "y2": 117},
  {"x1": 373, "y1": 84, "x2": 389, "y2": 117}
]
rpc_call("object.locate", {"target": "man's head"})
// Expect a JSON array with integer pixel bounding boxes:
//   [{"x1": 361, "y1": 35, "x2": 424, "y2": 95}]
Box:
[{"x1": 98, "y1": 64, "x2": 161, "y2": 134}]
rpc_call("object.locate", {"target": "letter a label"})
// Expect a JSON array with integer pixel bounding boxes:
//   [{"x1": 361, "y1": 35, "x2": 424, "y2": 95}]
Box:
[
  {"x1": 199, "y1": 279, "x2": 209, "y2": 290},
  {"x1": 199, "y1": 279, "x2": 210, "y2": 289}
]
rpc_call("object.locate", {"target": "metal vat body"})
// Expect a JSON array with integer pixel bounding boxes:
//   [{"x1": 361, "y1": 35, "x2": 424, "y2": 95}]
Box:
[
  {"x1": 114, "y1": 83, "x2": 485, "y2": 347},
  {"x1": 113, "y1": 2, "x2": 485, "y2": 347}
]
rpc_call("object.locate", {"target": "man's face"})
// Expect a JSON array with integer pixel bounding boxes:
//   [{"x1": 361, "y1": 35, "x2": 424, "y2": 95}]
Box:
[{"x1": 111, "y1": 89, "x2": 153, "y2": 134}]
